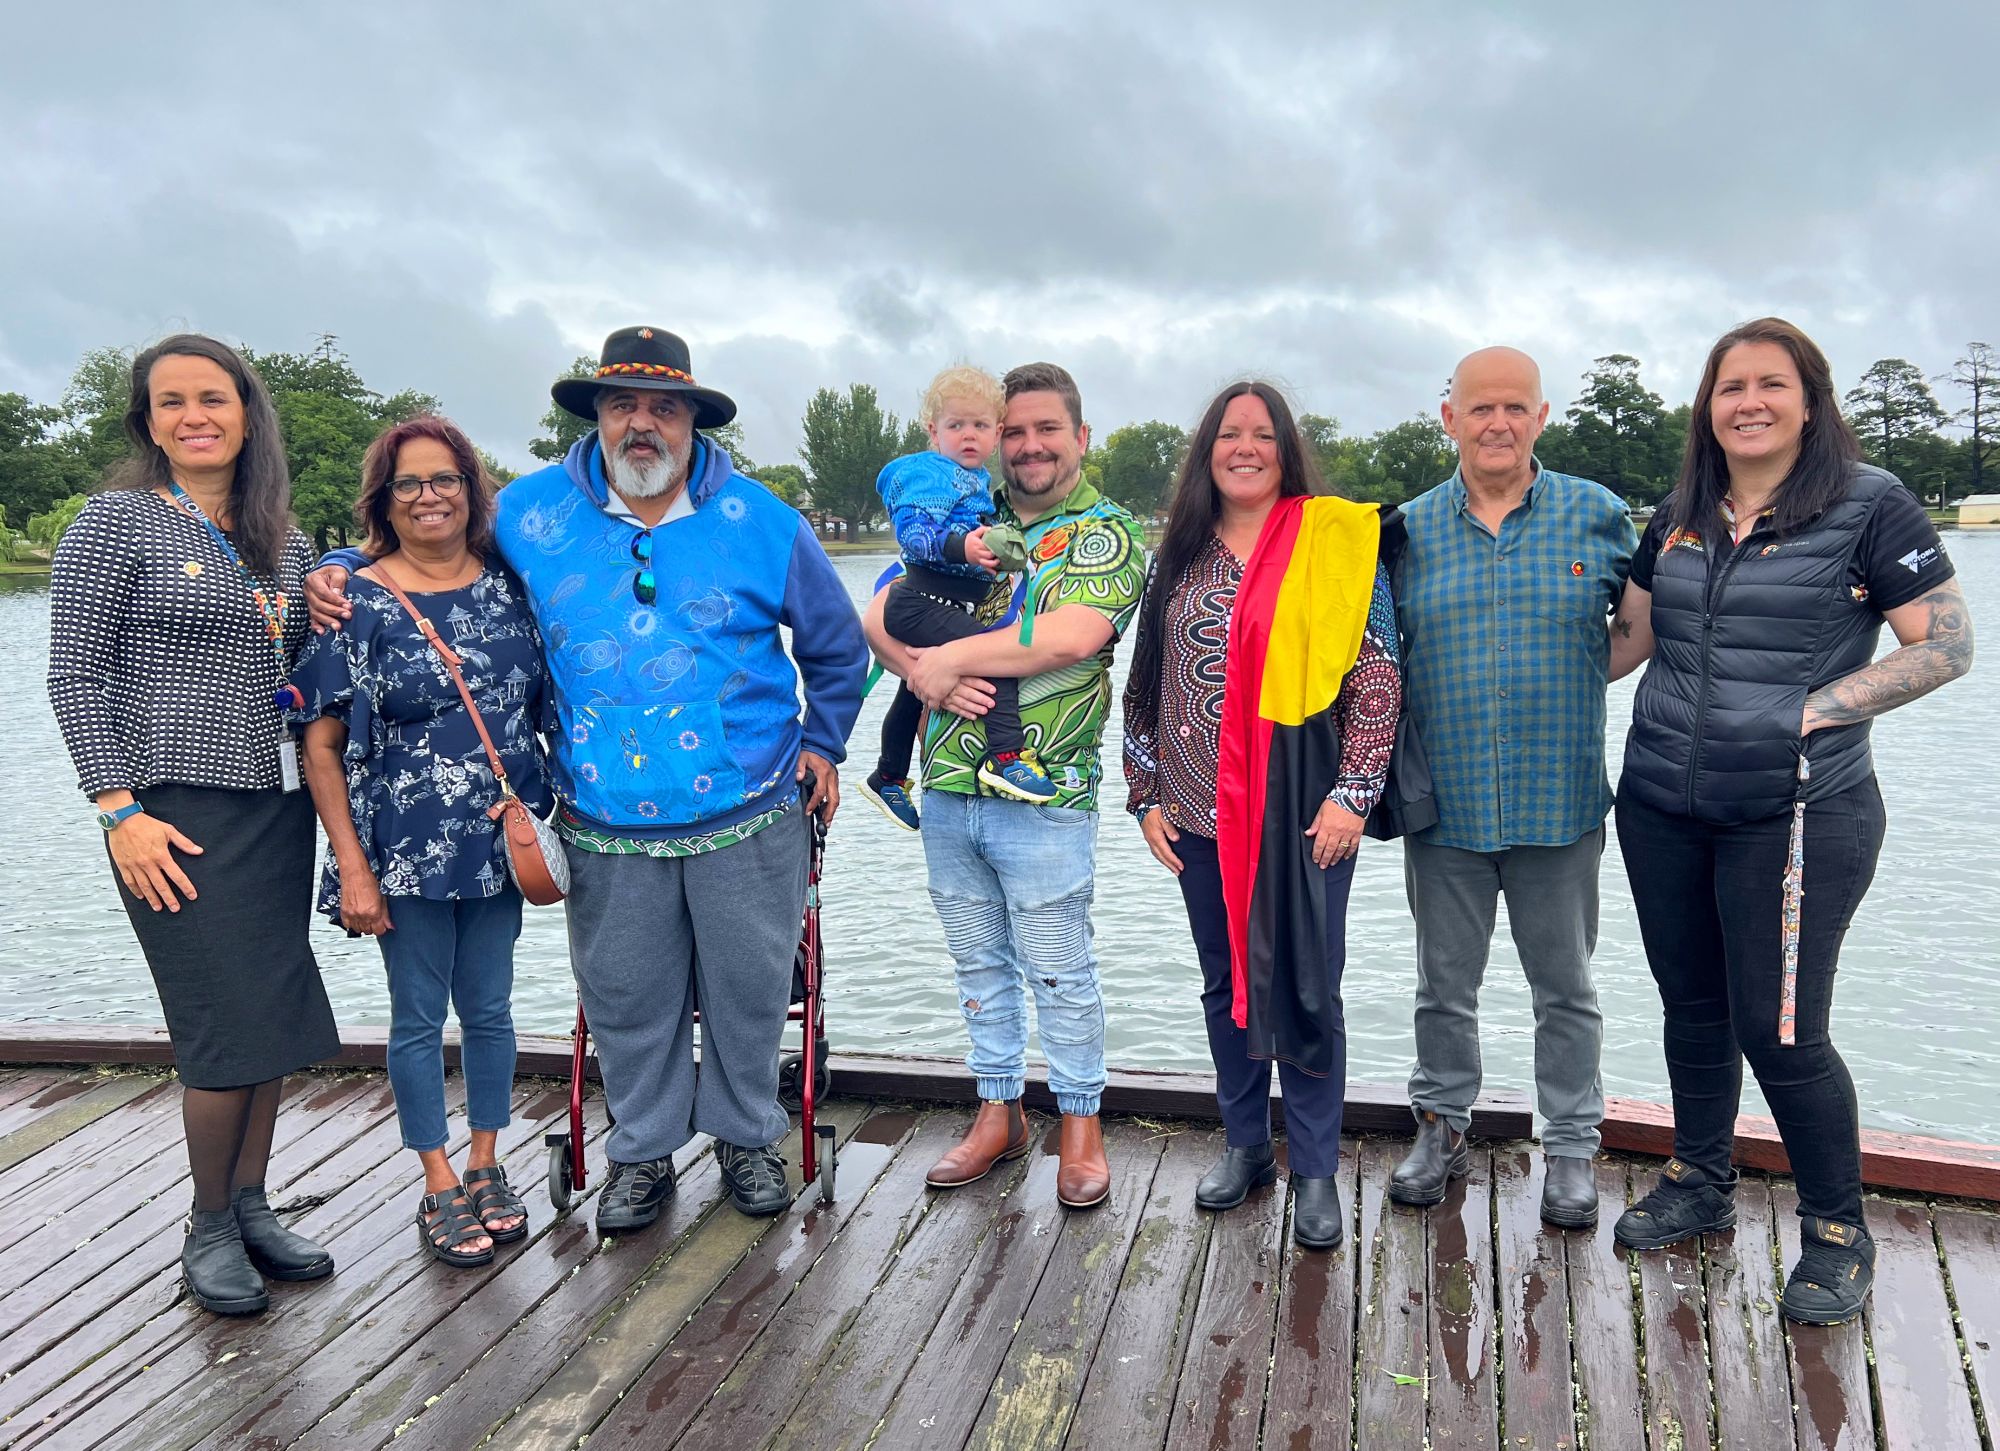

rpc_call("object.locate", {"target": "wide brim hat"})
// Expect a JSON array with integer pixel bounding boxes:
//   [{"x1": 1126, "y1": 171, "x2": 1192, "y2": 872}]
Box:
[{"x1": 552, "y1": 326, "x2": 738, "y2": 429}]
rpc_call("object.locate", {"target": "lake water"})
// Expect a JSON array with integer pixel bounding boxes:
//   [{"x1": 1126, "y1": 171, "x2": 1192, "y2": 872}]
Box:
[{"x1": 3, "y1": 534, "x2": 1995, "y2": 1140}]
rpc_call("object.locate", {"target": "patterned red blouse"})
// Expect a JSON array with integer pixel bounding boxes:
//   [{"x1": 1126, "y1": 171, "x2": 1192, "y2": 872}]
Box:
[{"x1": 1123, "y1": 533, "x2": 1401, "y2": 839}]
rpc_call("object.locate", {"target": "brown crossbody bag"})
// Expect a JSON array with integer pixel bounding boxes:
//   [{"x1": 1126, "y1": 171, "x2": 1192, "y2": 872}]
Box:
[{"x1": 359, "y1": 564, "x2": 568, "y2": 905}]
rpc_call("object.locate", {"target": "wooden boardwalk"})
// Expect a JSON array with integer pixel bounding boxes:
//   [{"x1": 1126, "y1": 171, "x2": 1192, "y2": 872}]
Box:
[{"x1": 0, "y1": 1064, "x2": 1994, "y2": 1450}]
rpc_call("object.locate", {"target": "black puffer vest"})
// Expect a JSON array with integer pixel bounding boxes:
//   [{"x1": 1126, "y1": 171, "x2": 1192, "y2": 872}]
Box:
[{"x1": 1621, "y1": 466, "x2": 1899, "y2": 825}]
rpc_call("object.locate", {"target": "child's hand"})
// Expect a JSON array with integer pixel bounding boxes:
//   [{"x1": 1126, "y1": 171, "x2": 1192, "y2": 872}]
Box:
[{"x1": 963, "y1": 526, "x2": 1001, "y2": 572}]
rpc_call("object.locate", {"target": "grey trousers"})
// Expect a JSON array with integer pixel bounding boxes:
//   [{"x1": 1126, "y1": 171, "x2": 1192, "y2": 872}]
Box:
[
  {"x1": 1403, "y1": 826, "x2": 1605, "y2": 1157},
  {"x1": 563, "y1": 812, "x2": 808, "y2": 1164}
]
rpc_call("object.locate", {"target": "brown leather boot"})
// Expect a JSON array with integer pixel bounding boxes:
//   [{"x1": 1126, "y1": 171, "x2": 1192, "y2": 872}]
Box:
[
  {"x1": 1057, "y1": 1114, "x2": 1110, "y2": 1209},
  {"x1": 926, "y1": 1099, "x2": 1029, "y2": 1188}
]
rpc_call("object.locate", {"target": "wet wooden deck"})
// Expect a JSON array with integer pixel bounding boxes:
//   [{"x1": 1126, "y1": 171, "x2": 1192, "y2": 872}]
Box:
[{"x1": 0, "y1": 1064, "x2": 1994, "y2": 1450}]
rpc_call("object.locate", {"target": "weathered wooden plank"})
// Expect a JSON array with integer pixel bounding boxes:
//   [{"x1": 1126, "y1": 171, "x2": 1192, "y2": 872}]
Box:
[
  {"x1": 468, "y1": 1106, "x2": 871, "y2": 1451},
  {"x1": 1426, "y1": 1149, "x2": 1498, "y2": 1450},
  {"x1": 1567, "y1": 1160, "x2": 1643, "y2": 1451},
  {"x1": 20, "y1": 1085, "x2": 576, "y2": 1451},
  {"x1": 573, "y1": 1111, "x2": 924, "y2": 1451},
  {"x1": 0, "y1": 1073, "x2": 159, "y2": 1176},
  {"x1": 774, "y1": 1137, "x2": 1058, "y2": 1451},
  {"x1": 1934, "y1": 1204, "x2": 2000, "y2": 1442},
  {"x1": 1261, "y1": 1140, "x2": 1364, "y2": 1451},
  {"x1": 0, "y1": 1079, "x2": 183, "y2": 1226},
  {"x1": 0, "y1": 1074, "x2": 415, "y2": 1439},
  {"x1": 1062, "y1": 1126, "x2": 1217, "y2": 1451},
  {"x1": 1632, "y1": 1186, "x2": 1715, "y2": 1451},
  {"x1": 670, "y1": 1112, "x2": 972, "y2": 1451},
  {"x1": 1162, "y1": 1133, "x2": 1288, "y2": 1451},
  {"x1": 0, "y1": 1070, "x2": 66, "y2": 1116},
  {"x1": 1858, "y1": 1196, "x2": 1982, "y2": 1451},
  {"x1": 1354, "y1": 1137, "x2": 1428, "y2": 1449},
  {"x1": 1701, "y1": 1178, "x2": 1795, "y2": 1451},
  {"x1": 1773, "y1": 1184, "x2": 1878, "y2": 1451},
  {"x1": 1492, "y1": 1150, "x2": 1575, "y2": 1451},
  {"x1": 0, "y1": 1073, "x2": 102, "y2": 1140},
  {"x1": 183, "y1": 1092, "x2": 613, "y2": 1451},
  {"x1": 877, "y1": 1122, "x2": 1159, "y2": 1450}
]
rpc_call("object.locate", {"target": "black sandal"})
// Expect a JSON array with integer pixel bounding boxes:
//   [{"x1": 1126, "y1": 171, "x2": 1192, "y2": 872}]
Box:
[
  {"x1": 465, "y1": 1165, "x2": 530, "y2": 1244},
  {"x1": 415, "y1": 1185, "x2": 495, "y2": 1268}
]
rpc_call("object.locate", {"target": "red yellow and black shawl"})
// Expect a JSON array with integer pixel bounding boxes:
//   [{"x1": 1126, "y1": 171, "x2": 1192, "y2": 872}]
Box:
[{"x1": 1214, "y1": 494, "x2": 1383, "y2": 1076}]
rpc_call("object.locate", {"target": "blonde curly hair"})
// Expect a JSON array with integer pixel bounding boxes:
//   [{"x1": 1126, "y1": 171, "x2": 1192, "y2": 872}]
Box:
[{"x1": 920, "y1": 365, "x2": 1005, "y2": 426}]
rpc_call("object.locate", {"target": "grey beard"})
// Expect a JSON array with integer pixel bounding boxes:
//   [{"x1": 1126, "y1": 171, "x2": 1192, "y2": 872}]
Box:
[{"x1": 607, "y1": 435, "x2": 691, "y2": 499}]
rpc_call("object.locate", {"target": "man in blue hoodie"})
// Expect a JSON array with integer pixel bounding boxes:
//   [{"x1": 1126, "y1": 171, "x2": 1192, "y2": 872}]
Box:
[{"x1": 306, "y1": 327, "x2": 868, "y2": 1232}]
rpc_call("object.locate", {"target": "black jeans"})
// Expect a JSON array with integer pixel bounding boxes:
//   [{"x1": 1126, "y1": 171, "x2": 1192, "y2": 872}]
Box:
[
  {"x1": 1174, "y1": 830, "x2": 1352, "y2": 1178},
  {"x1": 1615, "y1": 777, "x2": 1886, "y2": 1227},
  {"x1": 876, "y1": 579, "x2": 1022, "y2": 780}
]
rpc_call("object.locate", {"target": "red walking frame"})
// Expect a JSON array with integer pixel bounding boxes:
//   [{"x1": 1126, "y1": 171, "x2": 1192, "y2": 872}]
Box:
[{"x1": 545, "y1": 810, "x2": 836, "y2": 1209}]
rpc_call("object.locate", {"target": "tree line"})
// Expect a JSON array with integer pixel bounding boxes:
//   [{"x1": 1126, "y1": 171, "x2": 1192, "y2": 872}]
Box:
[{"x1": 5, "y1": 338, "x2": 1996, "y2": 558}]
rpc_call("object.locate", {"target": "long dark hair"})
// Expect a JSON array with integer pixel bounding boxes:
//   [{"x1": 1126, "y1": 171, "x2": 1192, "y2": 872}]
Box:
[
  {"x1": 1125, "y1": 380, "x2": 1326, "y2": 707},
  {"x1": 105, "y1": 334, "x2": 293, "y2": 575},
  {"x1": 355, "y1": 414, "x2": 499, "y2": 559},
  {"x1": 1667, "y1": 317, "x2": 1862, "y2": 537}
]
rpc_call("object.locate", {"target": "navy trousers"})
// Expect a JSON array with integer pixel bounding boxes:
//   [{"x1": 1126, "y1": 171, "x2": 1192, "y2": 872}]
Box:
[{"x1": 1173, "y1": 830, "x2": 1352, "y2": 1178}]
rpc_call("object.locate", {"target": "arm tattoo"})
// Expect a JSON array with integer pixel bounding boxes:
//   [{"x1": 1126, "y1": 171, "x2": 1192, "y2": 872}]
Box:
[
  {"x1": 1613, "y1": 617, "x2": 1633, "y2": 639},
  {"x1": 1804, "y1": 582, "x2": 1975, "y2": 728}
]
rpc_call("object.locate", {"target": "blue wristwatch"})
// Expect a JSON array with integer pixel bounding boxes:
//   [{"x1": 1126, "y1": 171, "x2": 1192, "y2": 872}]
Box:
[{"x1": 96, "y1": 802, "x2": 145, "y2": 831}]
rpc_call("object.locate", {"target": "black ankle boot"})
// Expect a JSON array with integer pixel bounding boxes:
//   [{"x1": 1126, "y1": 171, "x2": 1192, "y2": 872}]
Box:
[
  {"x1": 1196, "y1": 1142, "x2": 1277, "y2": 1211},
  {"x1": 1292, "y1": 1175, "x2": 1345, "y2": 1250},
  {"x1": 184, "y1": 1205, "x2": 269, "y2": 1315},
  {"x1": 233, "y1": 1184, "x2": 334, "y2": 1282},
  {"x1": 1389, "y1": 1110, "x2": 1468, "y2": 1207}
]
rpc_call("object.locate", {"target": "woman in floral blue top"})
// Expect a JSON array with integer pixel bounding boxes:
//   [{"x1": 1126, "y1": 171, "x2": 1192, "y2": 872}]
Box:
[{"x1": 293, "y1": 415, "x2": 551, "y2": 1269}]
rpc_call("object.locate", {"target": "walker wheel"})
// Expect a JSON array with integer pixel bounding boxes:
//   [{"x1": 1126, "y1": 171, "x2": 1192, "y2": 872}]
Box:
[
  {"x1": 547, "y1": 1136, "x2": 576, "y2": 1214},
  {"x1": 816, "y1": 1124, "x2": 837, "y2": 1202},
  {"x1": 778, "y1": 1053, "x2": 834, "y2": 1113}
]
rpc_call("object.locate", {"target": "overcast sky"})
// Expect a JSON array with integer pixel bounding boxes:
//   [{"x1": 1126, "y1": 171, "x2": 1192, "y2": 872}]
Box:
[{"x1": 4, "y1": 4, "x2": 1996, "y2": 471}]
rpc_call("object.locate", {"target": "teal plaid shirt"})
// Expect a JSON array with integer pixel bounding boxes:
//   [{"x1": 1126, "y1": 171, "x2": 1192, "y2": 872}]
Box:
[{"x1": 1394, "y1": 465, "x2": 1637, "y2": 851}]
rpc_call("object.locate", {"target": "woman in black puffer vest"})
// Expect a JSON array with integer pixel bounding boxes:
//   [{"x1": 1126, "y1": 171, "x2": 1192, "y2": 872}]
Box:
[{"x1": 1603, "y1": 317, "x2": 1973, "y2": 1326}]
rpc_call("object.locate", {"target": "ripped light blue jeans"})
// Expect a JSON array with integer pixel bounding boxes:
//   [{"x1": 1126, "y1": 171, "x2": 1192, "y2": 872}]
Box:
[{"x1": 920, "y1": 790, "x2": 1105, "y2": 1116}]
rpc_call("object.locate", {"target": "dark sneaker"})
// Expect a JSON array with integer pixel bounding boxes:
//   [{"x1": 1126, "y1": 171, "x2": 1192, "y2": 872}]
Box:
[
  {"x1": 718, "y1": 1141, "x2": 793, "y2": 1217},
  {"x1": 863, "y1": 771, "x2": 922, "y2": 831},
  {"x1": 977, "y1": 748, "x2": 1059, "y2": 802},
  {"x1": 1612, "y1": 1158, "x2": 1737, "y2": 1250},
  {"x1": 594, "y1": 1156, "x2": 677, "y2": 1234},
  {"x1": 1781, "y1": 1218, "x2": 1876, "y2": 1325}
]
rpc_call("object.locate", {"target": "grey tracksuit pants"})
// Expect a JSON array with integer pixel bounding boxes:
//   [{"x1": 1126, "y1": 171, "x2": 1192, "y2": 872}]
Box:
[{"x1": 563, "y1": 810, "x2": 808, "y2": 1164}]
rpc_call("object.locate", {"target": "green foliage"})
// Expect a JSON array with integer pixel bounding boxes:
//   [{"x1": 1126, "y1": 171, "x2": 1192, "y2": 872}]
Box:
[
  {"x1": 749, "y1": 463, "x2": 807, "y2": 506},
  {"x1": 1847, "y1": 358, "x2": 1950, "y2": 504},
  {"x1": 1550, "y1": 354, "x2": 1677, "y2": 504},
  {"x1": 1943, "y1": 342, "x2": 2000, "y2": 498},
  {"x1": 706, "y1": 419, "x2": 755, "y2": 473},
  {"x1": 58, "y1": 347, "x2": 134, "y2": 482},
  {"x1": 26, "y1": 493, "x2": 88, "y2": 549},
  {"x1": 1097, "y1": 420, "x2": 1187, "y2": 518},
  {"x1": 0, "y1": 393, "x2": 89, "y2": 521},
  {"x1": 798, "y1": 384, "x2": 907, "y2": 537},
  {"x1": 529, "y1": 356, "x2": 596, "y2": 463},
  {"x1": 1367, "y1": 416, "x2": 1455, "y2": 504},
  {"x1": 478, "y1": 449, "x2": 518, "y2": 486},
  {"x1": 0, "y1": 505, "x2": 18, "y2": 562}
]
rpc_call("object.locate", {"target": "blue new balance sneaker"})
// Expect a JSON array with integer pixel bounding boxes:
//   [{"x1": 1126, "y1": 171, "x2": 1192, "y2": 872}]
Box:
[
  {"x1": 977, "y1": 748, "x2": 1059, "y2": 803},
  {"x1": 863, "y1": 771, "x2": 922, "y2": 831}
]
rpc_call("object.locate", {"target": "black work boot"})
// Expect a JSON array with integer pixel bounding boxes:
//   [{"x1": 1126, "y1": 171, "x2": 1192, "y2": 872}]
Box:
[
  {"x1": 183, "y1": 1205, "x2": 269, "y2": 1316},
  {"x1": 1540, "y1": 1155, "x2": 1600, "y2": 1230},
  {"x1": 1196, "y1": 1142, "x2": 1277, "y2": 1211},
  {"x1": 1613, "y1": 1157, "x2": 1737, "y2": 1250},
  {"x1": 1781, "y1": 1217, "x2": 1876, "y2": 1325},
  {"x1": 1292, "y1": 1175, "x2": 1345, "y2": 1250},
  {"x1": 718, "y1": 1141, "x2": 793, "y2": 1217},
  {"x1": 1389, "y1": 1110, "x2": 1469, "y2": 1207},
  {"x1": 232, "y1": 1184, "x2": 334, "y2": 1281}
]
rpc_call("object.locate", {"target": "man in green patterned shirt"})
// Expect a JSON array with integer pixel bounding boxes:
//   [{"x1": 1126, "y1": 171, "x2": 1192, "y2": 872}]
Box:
[{"x1": 865, "y1": 363, "x2": 1145, "y2": 1211}]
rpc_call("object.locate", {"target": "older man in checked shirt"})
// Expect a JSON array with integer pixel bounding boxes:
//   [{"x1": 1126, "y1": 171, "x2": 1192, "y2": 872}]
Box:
[{"x1": 1387, "y1": 346, "x2": 1637, "y2": 1229}]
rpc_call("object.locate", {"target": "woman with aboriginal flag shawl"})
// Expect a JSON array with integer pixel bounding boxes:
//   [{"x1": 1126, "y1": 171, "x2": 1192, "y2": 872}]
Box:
[{"x1": 1123, "y1": 381, "x2": 1401, "y2": 1250}]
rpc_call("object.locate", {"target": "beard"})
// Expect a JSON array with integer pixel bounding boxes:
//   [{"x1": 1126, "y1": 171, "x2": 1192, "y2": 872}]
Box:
[
  {"x1": 606, "y1": 428, "x2": 692, "y2": 499},
  {"x1": 999, "y1": 449, "x2": 1079, "y2": 500}
]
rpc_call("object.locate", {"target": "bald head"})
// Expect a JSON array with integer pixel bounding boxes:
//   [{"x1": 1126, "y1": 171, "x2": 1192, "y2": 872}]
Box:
[
  {"x1": 1441, "y1": 346, "x2": 1549, "y2": 493},
  {"x1": 1449, "y1": 346, "x2": 1543, "y2": 407}
]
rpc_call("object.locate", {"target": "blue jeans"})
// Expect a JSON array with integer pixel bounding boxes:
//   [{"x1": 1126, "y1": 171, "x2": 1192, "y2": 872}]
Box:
[
  {"x1": 377, "y1": 891, "x2": 522, "y2": 1152},
  {"x1": 921, "y1": 791, "x2": 1105, "y2": 1116}
]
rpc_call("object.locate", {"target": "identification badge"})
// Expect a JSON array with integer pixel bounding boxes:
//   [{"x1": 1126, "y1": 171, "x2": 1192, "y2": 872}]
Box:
[{"x1": 278, "y1": 736, "x2": 302, "y2": 793}]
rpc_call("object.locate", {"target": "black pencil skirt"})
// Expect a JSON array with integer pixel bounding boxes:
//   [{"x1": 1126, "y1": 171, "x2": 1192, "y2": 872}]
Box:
[{"x1": 110, "y1": 784, "x2": 340, "y2": 1089}]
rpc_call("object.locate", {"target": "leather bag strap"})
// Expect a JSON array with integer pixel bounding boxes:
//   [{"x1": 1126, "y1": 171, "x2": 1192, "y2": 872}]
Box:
[{"x1": 359, "y1": 564, "x2": 512, "y2": 798}]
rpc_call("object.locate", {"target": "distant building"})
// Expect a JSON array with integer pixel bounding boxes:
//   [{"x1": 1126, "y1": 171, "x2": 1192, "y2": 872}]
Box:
[{"x1": 1957, "y1": 495, "x2": 2000, "y2": 526}]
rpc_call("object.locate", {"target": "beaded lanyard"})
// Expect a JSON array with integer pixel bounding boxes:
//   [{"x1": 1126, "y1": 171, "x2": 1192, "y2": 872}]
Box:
[{"x1": 166, "y1": 482, "x2": 302, "y2": 713}]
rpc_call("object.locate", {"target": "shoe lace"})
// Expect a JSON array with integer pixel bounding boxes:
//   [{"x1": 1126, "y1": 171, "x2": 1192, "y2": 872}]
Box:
[
  {"x1": 727, "y1": 1144, "x2": 786, "y2": 1191},
  {"x1": 1790, "y1": 1238, "x2": 1860, "y2": 1291},
  {"x1": 1629, "y1": 1177, "x2": 1702, "y2": 1219}
]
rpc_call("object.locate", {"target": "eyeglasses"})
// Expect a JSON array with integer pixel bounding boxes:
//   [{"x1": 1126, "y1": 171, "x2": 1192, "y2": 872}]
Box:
[
  {"x1": 631, "y1": 529, "x2": 655, "y2": 605},
  {"x1": 388, "y1": 472, "x2": 468, "y2": 501}
]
